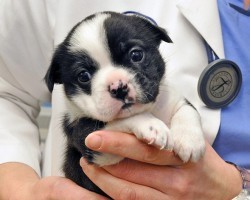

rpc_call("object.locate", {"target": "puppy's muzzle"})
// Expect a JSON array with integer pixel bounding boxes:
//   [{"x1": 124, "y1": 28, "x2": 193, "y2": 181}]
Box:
[
  {"x1": 109, "y1": 80, "x2": 128, "y2": 100},
  {"x1": 108, "y1": 80, "x2": 135, "y2": 108}
]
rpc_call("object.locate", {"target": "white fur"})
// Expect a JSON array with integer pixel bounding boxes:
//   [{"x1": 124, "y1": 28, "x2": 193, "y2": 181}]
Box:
[
  {"x1": 64, "y1": 13, "x2": 205, "y2": 166},
  {"x1": 171, "y1": 102, "x2": 205, "y2": 162},
  {"x1": 69, "y1": 66, "x2": 150, "y2": 122},
  {"x1": 69, "y1": 13, "x2": 112, "y2": 68},
  {"x1": 105, "y1": 113, "x2": 172, "y2": 150},
  {"x1": 93, "y1": 153, "x2": 124, "y2": 167}
]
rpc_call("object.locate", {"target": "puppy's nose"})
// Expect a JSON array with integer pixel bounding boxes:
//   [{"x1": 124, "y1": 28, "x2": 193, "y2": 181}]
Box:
[{"x1": 109, "y1": 80, "x2": 129, "y2": 101}]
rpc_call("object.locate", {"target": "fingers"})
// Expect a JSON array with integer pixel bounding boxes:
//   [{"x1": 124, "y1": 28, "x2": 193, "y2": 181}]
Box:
[
  {"x1": 102, "y1": 159, "x2": 180, "y2": 194},
  {"x1": 52, "y1": 178, "x2": 108, "y2": 200},
  {"x1": 80, "y1": 158, "x2": 169, "y2": 200},
  {"x1": 85, "y1": 131, "x2": 183, "y2": 165}
]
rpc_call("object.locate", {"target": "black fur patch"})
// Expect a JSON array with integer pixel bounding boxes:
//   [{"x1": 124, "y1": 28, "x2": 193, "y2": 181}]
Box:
[
  {"x1": 104, "y1": 12, "x2": 167, "y2": 103},
  {"x1": 62, "y1": 114, "x2": 107, "y2": 196},
  {"x1": 46, "y1": 45, "x2": 98, "y2": 96},
  {"x1": 44, "y1": 14, "x2": 100, "y2": 95}
]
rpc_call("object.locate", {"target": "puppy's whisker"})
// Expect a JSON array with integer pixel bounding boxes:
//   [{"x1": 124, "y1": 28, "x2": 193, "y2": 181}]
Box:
[
  {"x1": 131, "y1": 72, "x2": 139, "y2": 78},
  {"x1": 94, "y1": 120, "x2": 98, "y2": 131},
  {"x1": 97, "y1": 121, "x2": 102, "y2": 130},
  {"x1": 151, "y1": 82, "x2": 157, "y2": 88},
  {"x1": 141, "y1": 92, "x2": 151, "y2": 102},
  {"x1": 130, "y1": 72, "x2": 141, "y2": 83},
  {"x1": 159, "y1": 89, "x2": 169, "y2": 93},
  {"x1": 144, "y1": 91, "x2": 154, "y2": 98},
  {"x1": 126, "y1": 107, "x2": 133, "y2": 114}
]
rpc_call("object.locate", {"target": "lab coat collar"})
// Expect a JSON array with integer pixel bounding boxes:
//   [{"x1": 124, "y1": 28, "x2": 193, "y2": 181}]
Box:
[{"x1": 176, "y1": 0, "x2": 225, "y2": 59}]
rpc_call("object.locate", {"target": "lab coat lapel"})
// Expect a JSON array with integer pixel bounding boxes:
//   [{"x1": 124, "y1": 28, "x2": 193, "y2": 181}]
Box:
[{"x1": 177, "y1": 0, "x2": 225, "y2": 58}]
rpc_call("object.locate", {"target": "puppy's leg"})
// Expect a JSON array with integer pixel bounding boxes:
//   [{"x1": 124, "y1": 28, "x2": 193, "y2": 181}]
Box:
[
  {"x1": 108, "y1": 113, "x2": 172, "y2": 149},
  {"x1": 93, "y1": 113, "x2": 172, "y2": 166},
  {"x1": 170, "y1": 101, "x2": 205, "y2": 162},
  {"x1": 63, "y1": 146, "x2": 107, "y2": 197},
  {"x1": 63, "y1": 116, "x2": 109, "y2": 196}
]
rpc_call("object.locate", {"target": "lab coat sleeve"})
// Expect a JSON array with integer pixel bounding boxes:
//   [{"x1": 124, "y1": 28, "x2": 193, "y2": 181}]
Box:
[
  {"x1": 0, "y1": 78, "x2": 41, "y2": 176},
  {"x1": 0, "y1": 0, "x2": 54, "y2": 176}
]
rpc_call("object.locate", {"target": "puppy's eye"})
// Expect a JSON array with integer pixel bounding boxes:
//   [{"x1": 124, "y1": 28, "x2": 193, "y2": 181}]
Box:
[
  {"x1": 78, "y1": 71, "x2": 92, "y2": 83},
  {"x1": 129, "y1": 49, "x2": 144, "y2": 63}
]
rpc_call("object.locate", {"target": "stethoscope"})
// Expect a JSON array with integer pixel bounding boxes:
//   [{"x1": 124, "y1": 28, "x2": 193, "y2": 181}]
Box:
[
  {"x1": 198, "y1": 42, "x2": 242, "y2": 109},
  {"x1": 123, "y1": 11, "x2": 242, "y2": 109}
]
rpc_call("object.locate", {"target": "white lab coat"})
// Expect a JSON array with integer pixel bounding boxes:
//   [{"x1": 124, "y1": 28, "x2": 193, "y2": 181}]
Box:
[{"x1": 0, "y1": 0, "x2": 222, "y2": 177}]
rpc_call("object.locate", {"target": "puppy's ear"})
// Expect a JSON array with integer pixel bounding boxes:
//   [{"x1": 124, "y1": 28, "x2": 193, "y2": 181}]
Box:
[
  {"x1": 44, "y1": 46, "x2": 63, "y2": 92},
  {"x1": 123, "y1": 12, "x2": 173, "y2": 43},
  {"x1": 155, "y1": 26, "x2": 173, "y2": 43},
  {"x1": 136, "y1": 14, "x2": 173, "y2": 43}
]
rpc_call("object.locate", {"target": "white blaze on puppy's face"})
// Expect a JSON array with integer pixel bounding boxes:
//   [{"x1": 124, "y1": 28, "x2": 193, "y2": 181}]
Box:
[{"x1": 69, "y1": 13, "x2": 112, "y2": 68}]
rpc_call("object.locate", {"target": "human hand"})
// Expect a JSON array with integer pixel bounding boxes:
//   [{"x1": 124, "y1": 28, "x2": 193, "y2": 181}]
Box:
[
  {"x1": 0, "y1": 162, "x2": 108, "y2": 200},
  {"x1": 81, "y1": 131, "x2": 242, "y2": 200},
  {"x1": 10, "y1": 175, "x2": 108, "y2": 200},
  {"x1": 244, "y1": 0, "x2": 250, "y2": 10}
]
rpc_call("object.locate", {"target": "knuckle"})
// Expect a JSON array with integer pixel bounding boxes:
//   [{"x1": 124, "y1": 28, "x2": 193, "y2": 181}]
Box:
[
  {"x1": 118, "y1": 186, "x2": 137, "y2": 200},
  {"x1": 174, "y1": 175, "x2": 190, "y2": 195},
  {"x1": 178, "y1": 183, "x2": 189, "y2": 195},
  {"x1": 49, "y1": 177, "x2": 70, "y2": 198},
  {"x1": 49, "y1": 178, "x2": 62, "y2": 198},
  {"x1": 119, "y1": 159, "x2": 136, "y2": 177}
]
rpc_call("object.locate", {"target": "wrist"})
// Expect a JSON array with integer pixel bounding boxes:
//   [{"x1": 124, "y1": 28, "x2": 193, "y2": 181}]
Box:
[
  {"x1": 0, "y1": 163, "x2": 40, "y2": 200},
  {"x1": 226, "y1": 161, "x2": 250, "y2": 200},
  {"x1": 223, "y1": 161, "x2": 243, "y2": 199}
]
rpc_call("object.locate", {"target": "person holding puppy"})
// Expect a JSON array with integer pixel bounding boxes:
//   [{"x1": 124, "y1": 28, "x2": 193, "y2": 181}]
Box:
[{"x1": 0, "y1": 0, "x2": 249, "y2": 199}]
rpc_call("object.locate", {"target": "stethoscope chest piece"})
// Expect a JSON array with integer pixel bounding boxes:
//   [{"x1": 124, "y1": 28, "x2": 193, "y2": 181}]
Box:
[{"x1": 198, "y1": 59, "x2": 242, "y2": 109}]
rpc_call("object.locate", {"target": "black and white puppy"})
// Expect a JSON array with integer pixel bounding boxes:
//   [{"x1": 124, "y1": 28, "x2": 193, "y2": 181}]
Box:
[{"x1": 45, "y1": 11, "x2": 205, "y2": 196}]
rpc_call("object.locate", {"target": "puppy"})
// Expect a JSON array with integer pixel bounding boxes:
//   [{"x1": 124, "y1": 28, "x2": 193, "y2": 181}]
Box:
[{"x1": 45, "y1": 11, "x2": 205, "y2": 196}]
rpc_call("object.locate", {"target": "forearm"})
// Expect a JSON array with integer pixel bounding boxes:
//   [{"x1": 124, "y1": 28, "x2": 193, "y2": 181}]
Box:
[
  {"x1": 226, "y1": 162, "x2": 250, "y2": 199},
  {"x1": 0, "y1": 162, "x2": 109, "y2": 200},
  {"x1": 0, "y1": 162, "x2": 40, "y2": 200},
  {"x1": 222, "y1": 162, "x2": 243, "y2": 199},
  {"x1": 0, "y1": 87, "x2": 42, "y2": 175}
]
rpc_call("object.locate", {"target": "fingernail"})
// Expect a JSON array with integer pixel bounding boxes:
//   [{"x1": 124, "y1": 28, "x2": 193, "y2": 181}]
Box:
[{"x1": 85, "y1": 134, "x2": 102, "y2": 150}]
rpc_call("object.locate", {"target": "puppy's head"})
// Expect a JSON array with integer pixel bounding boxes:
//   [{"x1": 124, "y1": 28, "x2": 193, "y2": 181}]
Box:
[{"x1": 45, "y1": 12, "x2": 172, "y2": 122}]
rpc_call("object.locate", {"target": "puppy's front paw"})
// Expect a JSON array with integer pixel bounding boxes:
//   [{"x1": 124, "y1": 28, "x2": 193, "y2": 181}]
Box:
[
  {"x1": 133, "y1": 118, "x2": 172, "y2": 150},
  {"x1": 92, "y1": 153, "x2": 124, "y2": 166},
  {"x1": 172, "y1": 125, "x2": 205, "y2": 162}
]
